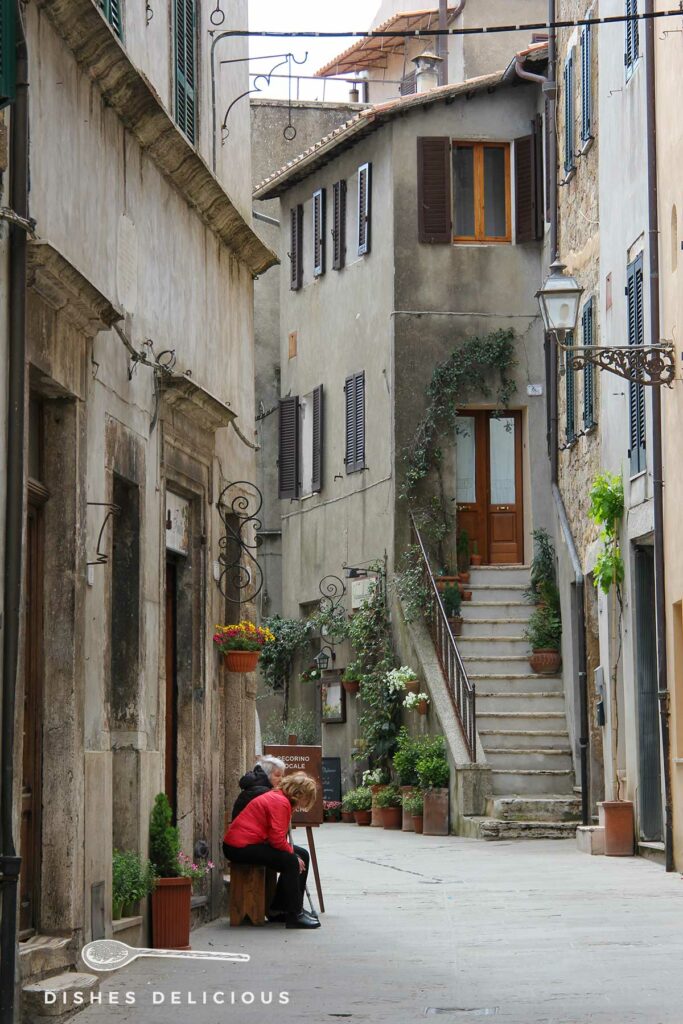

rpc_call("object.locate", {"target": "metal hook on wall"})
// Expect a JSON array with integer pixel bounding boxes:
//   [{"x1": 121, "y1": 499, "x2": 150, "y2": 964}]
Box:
[{"x1": 87, "y1": 502, "x2": 121, "y2": 567}]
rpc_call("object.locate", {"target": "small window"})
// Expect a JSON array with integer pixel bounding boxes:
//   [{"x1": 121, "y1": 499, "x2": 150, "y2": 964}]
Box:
[
  {"x1": 580, "y1": 25, "x2": 592, "y2": 143},
  {"x1": 563, "y1": 53, "x2": 575, "y2": 175},
  {"x1": 452, "y1": 142, "x2": 510, "y2": 243},
  {"x1": 100, "y1": 0, "x2": 123, "y2": 36},
  {"x1": 582, "y1": 298, "x2": 596, "y2": 430},
  {"x1": 344, "y1": 372, "x2": 365, "y2": 473},
  {"x1": 313, "y1": 188, "x2": 326, "y2": 277},
  {"x1": 625, "y1": 0, "x2": 640, "y2": 74},
  {"x1": 357, "y1": 164, "x2": 372, "y2": 256},
  {"x1": 174, "y1": 0, "x2": 196, "y2": 144}
]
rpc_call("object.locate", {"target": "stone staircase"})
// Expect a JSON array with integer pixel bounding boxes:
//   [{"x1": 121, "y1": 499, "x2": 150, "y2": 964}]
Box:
[
  {"x1": 458, "y1": 564, "x2": 581, "y2": 839},
  {"x1": 19, "y1": 935, "x2": 99, "y2": 1023}
]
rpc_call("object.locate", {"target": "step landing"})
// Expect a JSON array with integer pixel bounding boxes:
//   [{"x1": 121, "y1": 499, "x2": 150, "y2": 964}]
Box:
[
  {"x1": 19, "y1": 937, "x2": 75, "y2": 982},
  {"x1": 463, "y1": 817, "x2": 578, "y2": 840},
  {"x1": 23, "y1": 972, "x2": 100, "y2": 1022}
]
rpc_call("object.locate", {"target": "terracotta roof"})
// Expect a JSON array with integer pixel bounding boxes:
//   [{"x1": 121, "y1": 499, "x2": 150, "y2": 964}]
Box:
[
  {"x1": 315, "y1": 7, "x2": 457, "y2": 77},
  {"x1": 253, "y1": 71, "x2": 504, "y2": 201}
]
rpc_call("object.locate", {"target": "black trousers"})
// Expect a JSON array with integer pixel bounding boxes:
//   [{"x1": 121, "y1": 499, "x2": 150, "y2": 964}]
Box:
[{"x1": 223, "y1": 842, "x2": 309, "y2": 916}]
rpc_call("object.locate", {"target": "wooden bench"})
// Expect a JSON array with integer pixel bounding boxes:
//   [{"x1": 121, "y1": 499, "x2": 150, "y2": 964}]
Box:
[{"x1": 228, "y1": 863, "x2": 278, "y2": 926}]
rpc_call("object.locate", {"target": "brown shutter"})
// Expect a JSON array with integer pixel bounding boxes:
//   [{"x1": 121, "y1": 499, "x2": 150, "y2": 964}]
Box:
[
  {"x1": 311, "y1": 384, "x2": 323, "y2": 492},
  {"x1": 313, "y1": 188, "x2": 326, "y2": 277},
  {"x1": 533, "y1": 114, "x2": 544, "y2": 239},
  {"x1": 332, "y1": 180, "x2": 347, "y2": 270},
  {"x1": 544, "y1": 98, "x2": 552, "y2": 224},
  {"x1": 278, "y1": 396, "x2": 299, "y2": 498},
  {"x1": 417, "y1": 137, "x2": 452, "y2": 243},
  {"x1": 357, "y1": 163, "x2": 371, "y2": 256},
  {"x1": 290, "y1": 205, "x2": 303, "y2": 290},
  {"x1": 515, "y1": 132, "x2": 542, "y2": 243}
]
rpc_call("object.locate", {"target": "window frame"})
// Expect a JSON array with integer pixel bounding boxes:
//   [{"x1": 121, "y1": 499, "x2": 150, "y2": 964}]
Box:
[{"x1": 451, "y1": 141, "x2": 511, "y2": 245}]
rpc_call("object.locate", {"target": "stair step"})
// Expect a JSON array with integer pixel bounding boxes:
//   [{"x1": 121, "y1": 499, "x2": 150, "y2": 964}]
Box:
[
  {"x1": 473, "y1": 675, "x2": 564, "y2": 694},
  {"x1": 468, "y1": 566, "x2": 530, "y2": 585},
  {"x1": 460, "y1": 618, "x2": 531, "y2": 638},
  {"x1": 19, "y1": 936, "x2": 74, "y2": 982},
  {"x1": 23, "y1": 972, "x2": 100, "y2": 1020},
  {"x1": 459, "y1": 636, "x2": 530, "y2": 656},
  {"x1": 467, "y1": 817, "x2": 579, "y2": 840},
  {"x1": 491, "y1": 767, "x2": 576, "y2": 796},
  {"x1": 476, "y1": 691, "x2": 566, "y2": 713},
  {"x1": 484, "y1": 747, "x2": 573, "y2": 770},
  {"x1": 479, "y1": 728, "x2": 570, "y2": 749},
  {"x1": 487, "y1": 794, "x2": 582, "y2": 821},
  {"x1": 462, "y1": 602, "x2": 534, "y2": 621},
  {"x1": 467, "y1": 585, "x2": 530, "y2": 602}
]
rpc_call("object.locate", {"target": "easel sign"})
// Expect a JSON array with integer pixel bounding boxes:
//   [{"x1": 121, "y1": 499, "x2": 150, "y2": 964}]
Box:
[{"x1": 262, "y1": 744, "x2": 323, "y2": 825}]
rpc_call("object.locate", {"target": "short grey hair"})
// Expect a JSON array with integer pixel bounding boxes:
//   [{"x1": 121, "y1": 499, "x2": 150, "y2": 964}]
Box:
[{"x1": 258, "y1": 755, "x2": 286, "y2": 779}]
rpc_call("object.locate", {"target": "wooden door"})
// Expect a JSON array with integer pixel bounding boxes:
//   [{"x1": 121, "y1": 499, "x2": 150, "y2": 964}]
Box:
[
  {"x1": 20, "y1": 501, "x2": 44, "y2": 936},
  {"x1": 165, "y1": 561, "x2": 178, "y2": 819},
  {"x1": 455, "y1": 411, "x2": 524, "y2": 565}
]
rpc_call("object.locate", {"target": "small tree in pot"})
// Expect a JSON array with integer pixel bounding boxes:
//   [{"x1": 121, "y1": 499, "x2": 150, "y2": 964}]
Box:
[
  {"x1": 149, "y1": 793, "x2": 191, "y2": 949},
  {"x1": 442, "y1": 584, "x2": 463, "y2": 636},
  {"x1": 374, "y1": 784, "x2": 403, "y2": 829},
  {"x1": 416, "y1": 738, "x2": 450, "y2": 836},
  {"x1": 404, "y1": 792, "x2": 424, "y2": 834},
  {"x1": 524, "y1": 604, "x2": 562, "y2": 675}
]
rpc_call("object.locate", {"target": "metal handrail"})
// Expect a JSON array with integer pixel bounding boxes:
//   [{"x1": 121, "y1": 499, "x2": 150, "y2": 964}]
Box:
[{"x1": 409, "y1": 512, "x2": 476, "y2": 762}]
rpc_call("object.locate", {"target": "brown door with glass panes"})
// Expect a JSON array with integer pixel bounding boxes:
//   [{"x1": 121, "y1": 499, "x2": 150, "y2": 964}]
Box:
[{"x1": 455, "y1": 410, "x2": 524, "y2": 564}]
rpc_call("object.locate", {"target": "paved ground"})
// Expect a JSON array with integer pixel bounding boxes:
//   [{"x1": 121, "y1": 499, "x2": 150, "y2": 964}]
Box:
[{"x1": 79, "y1": 825, "x2": 683, "y2": 1024}]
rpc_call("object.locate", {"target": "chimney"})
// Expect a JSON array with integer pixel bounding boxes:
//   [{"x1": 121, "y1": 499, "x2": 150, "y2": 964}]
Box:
[
  {"x1": 349, "y1": 86, "x2": 360, "y2": 103},
  {"x1": 411, "y1": 51, "x2": 443, "y2": 93}
]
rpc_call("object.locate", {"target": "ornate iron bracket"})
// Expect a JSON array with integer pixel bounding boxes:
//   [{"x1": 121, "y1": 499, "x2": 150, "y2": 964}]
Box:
[
  {"x1": 317, "y1": 575, "x2": 347, "y2": 648},
  {"x1": 216, "y1": 481, "x2": 264, "y2": 605},
  {"x1": 561, "y1": 343, "x2": 676, "y2": 386},
  {"x1": 87, "y1": 502, "x2": 120, "y2": 567},
  {"x1": 219, "y1": 51, "x2": 308, "y2": 144}
]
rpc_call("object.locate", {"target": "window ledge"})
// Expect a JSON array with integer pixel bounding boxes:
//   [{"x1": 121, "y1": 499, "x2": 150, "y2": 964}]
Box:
[
  {"x1": 34, "y1": 0, "x2": 276, "y2": 276},
  {"x1": 629, "y1": 469, "x2": 647, "y2": 483},
  {"x1": 561, "y1": 167, "x2": 576, "y2": 186},
  {"x1": 580, "y1": 137, "x2": 594, "y2": 156}
]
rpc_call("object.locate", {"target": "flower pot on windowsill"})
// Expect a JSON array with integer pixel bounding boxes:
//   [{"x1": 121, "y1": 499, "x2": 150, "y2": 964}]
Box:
[
  {"x1": 151, "y1": 876, "x2": 192, "y2": 950},
  {"x1": 342, "y1": 679, "x2": 360, "y2": 695},
  {"x1": 412, "y1": 814, "x2": 424, "y2": 834},
  {"x1": 529, "y1": 649, "x2": 562, "y2": 675},
  {"x1": 448, "y1": 616, "x2": 464, "y2": 636},
  {"x1": 223, "y1": 650, "x2": 261, "y2": 673},
  {"x1": 353, "y1": 810, "x2": 372, "y2": 826}
]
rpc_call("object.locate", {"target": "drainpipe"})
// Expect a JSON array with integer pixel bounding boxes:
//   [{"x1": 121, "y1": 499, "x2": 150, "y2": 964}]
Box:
[
  {"x1": 437, "y1": 0, "x2": 465, "y2": 86},
  {"x1": 545, "y1": 0, "x2": 589, "y2": 827},
  {"x1": 643, "y1": 0, "x2": 673, "y2": 871},
  {"x1": 0, "y1": 4, "x2": 29, "y2": 1021}
]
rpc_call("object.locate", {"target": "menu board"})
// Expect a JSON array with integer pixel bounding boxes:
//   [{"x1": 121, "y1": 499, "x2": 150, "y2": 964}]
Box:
[
  {"x1": 262, "y1": 744, "x2": 323, "y2": 825},
  {"x1": 322, "y1": 757, "x2": 342, "y2": 803}
]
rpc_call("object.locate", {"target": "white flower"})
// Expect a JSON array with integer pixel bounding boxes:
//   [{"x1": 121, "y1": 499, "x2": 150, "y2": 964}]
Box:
[
  {"x1": 385, "y1": 665, "x2": 419, "y2": 693},
  {"x1": 403, "y1": 691, "x2": 430, "y2": 710}
]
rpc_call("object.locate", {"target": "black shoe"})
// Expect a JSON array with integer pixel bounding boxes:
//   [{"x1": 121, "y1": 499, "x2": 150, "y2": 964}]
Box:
[{"x1": 285, "y1": 911, "x2": 321, "y2": 929}]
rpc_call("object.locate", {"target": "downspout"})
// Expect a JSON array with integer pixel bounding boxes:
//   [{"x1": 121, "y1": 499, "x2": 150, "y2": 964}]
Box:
[
  {"x1": 0, "y1": 2, "x2": 28, "y2": 1021},
  {"x1": 544, "y1": 0, "x2": 590, "y2": 826},
  {"x1": 437, "y1": 0, "x2": 465, "y2": 86},
  {"x1": 643, "y1": 0, "x2": 673, "y2": 871}
]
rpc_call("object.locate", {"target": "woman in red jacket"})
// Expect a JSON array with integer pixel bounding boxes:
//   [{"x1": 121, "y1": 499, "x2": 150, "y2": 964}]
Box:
[{"x1": 223, "y1": 771, "x2": 320, "y2": 929}]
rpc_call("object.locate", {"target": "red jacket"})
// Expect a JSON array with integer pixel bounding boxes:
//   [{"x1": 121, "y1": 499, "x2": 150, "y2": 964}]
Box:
[{"x1": 224, "y1": 789, "x2": 294, "y2": 854}]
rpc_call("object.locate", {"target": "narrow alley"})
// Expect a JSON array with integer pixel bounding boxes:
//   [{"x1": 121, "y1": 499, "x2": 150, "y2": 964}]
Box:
[{"x1": 78, "y1": 827, "x2": 683, "y2": 1024}]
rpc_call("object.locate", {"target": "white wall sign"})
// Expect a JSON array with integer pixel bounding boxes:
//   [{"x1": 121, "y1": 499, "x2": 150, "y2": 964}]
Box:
[
  {"x1": 351, "y1": 577, "x2": 372, "y2": 609},
  {"x1": 166, "y1": 492, "x2": 190, "y2": 556},
  {"x1": 527, "y1": 383, "x2": 544, "y2": 396}
]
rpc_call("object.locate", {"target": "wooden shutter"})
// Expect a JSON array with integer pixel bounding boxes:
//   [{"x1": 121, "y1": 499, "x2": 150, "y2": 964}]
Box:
[
  {"x1": 100, "y1": 0, "x2": 122, "y2": 36},
  {"x1": 175, "y1": 0, "x2": 196, "y2": 143},
  {"x1": 564, "y1": 54, "x2": 575, "y2": 175},
  {"x1": 290, "y1": 205, "x2": 303, "y2": 291},
  {"x1": 0, "y1": 0, "x2": 17, "y2": 105},
  {"x1": 354, "y1": 372, "x2": 365, "y2": 470},
  {"x1": 357, "y1": 163, "x2": 372, "y2": 256},
  {"x1": 278, "y1": 397, "x2": 300, "y2": 499},
  {"x1": 313, "y1": 188, "x2": 326, "y2": 277},
  {"x1": 581, "y1": 25, "x2": 592, "y2": 142},
  {"x1": 565, "y1": 330, "x2": 576, "y2": 443},
  {"x1": 628, "y1": 255, "x2": 646, "y2": 473},
  {"x1": 626, "y1": 0, "x2": 639, "y2": 68},
  {"x1": 582, "y1": 298, "x2": 596, "y2": 429},
  {"x1": 544, "y1": 98, "x2": 552, "y2": 223},
  {"x1": 344, "y1": 372, "x2": 365, "y2": 473},
  {"x1": 332, "y1": 180, "x2": 347, "y2": 270},
  {"x1": 311, "y1": 385, "x2": 323, "y2": 493},
  {"x1": 417, "y1": 137, "x2": 452, "y2": 243}
]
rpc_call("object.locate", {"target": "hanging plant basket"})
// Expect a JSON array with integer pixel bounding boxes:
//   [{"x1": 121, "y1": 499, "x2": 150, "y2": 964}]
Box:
[
  {"x1": 416, "y1": 699, "x2": 429, "y2": 716},
  {"x1": 404, "y1": 679, "x2": 420, "y2": 695},
  {"x1": 342, "y1": 679, "x2": 360, "y2": 695},
  {"x1": 224, "y1": 650, "x2": 261, "y2": 673}
]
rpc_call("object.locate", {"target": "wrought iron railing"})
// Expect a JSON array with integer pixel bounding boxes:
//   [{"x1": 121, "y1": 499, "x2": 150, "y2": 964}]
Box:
[{"x1": 409, "y1": 512, "x2": 477, "y2": 762}]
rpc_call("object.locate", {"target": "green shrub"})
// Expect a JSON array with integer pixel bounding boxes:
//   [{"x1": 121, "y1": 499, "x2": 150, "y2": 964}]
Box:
[
  {"x1": 374, "y1": 784, "x2": 402, "y2": 809},
  {"x1": 113, "y1": 850, "x2": 155, "y2": 912},
  {"x1": 524, "y1": 605, "x2": 561, "y2": 651},
  {"x1": 441, "y1": 583, "x2": 462, "y2": 617},
  {"x1": 149, "y1": 793, "x2": 180, "y2": 878},
  {"x1": 391, "y1": 728, "x2": 422, "y2": 786},
  {"x1": 352, "y1": 787, "x2": 372, "y2": 811},
  {"x1": 403, "y1": 792, "x2": 424, "y2": 815},
  {"x1": 416, "y1": 738, "x2": 450, "y2": 789}
]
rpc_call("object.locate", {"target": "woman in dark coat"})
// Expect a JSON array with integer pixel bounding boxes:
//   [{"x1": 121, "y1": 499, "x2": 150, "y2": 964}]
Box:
[{"x1": 231, "y1": 755, "x2": 285, "y2": 820}]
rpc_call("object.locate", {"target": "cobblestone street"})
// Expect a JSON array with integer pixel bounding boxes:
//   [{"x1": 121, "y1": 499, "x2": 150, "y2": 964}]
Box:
[{"x1": 79, "y1": 826, "x2": 683, "y2": 1024}]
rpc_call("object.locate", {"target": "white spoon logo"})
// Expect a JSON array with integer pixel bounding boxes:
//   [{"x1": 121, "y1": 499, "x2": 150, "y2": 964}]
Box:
[{"x1": 81, "y1": 939, "x2": 250, "y2": 973}]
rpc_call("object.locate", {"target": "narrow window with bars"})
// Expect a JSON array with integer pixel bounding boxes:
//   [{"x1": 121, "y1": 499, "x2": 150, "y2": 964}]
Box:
[
  {"x1": 290, "y1": 205, "x2": 303, "y2": 291},
  {"x1": 580, "y1": 25, "x2": 592, "y2": 143},
  {"x1": 174, "y1": 0, "x2": 196, "y2": 144},
  {"x1": 344, "y1": 372, "x2": 365, "y2": 473},
  {"x1": 313, "y1": 188, "x2": 326, "y2": 277},
  {"x1": 332, "y1": 180, "x2": 347, "y2": 270},
  {"x1": 357, "y1": 163, "x2": 372, "y2": 257},
  {"x1": 582, "y1": 298, "x2": 596, "y2": 429},
  {"x1": 625, "y1": 0, "x2": 639, "y2": 74},
  {"x1": 563, "y1": 53, "x2": 575, "y2": 175},
  {"x1": 100, "y1": 0, "x2": 123, "y2": 37},
  {"x1": 627, "y1": 254, "x2": 646, "y2": 474},
  {"x1": 565, "y1": 330, "x2": 576, "y2": 443}
]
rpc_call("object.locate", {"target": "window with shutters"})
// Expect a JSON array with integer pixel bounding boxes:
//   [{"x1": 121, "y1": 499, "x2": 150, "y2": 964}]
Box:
[
  {"x1": 452, "y1": 142, "x2": 510, "y2": 243},
  {"x1": 565, "y1": 330, "x2": 576, "y2": 444},
  {"x1": 514, "y1": 122, "x2": 543, "y2": 244},
  {"x1": 344, "y1": 372, "x2": 365, "y2": 474},
  {"x1": 357, "y1": 164, "x2": 372, "y2": 256},
  {"x1": 580, "y1": 25, "x2": 593, "y2": 144},
  {"x1": 99, "y1": 0, "x2": 123, "y2": 37},
  {"x1": 277, "y1": 388, "x2": 324, "y2": 499},
  {"x1": 332, "y1": 180, "x2": 347, "y2": 270},
  {"x1": 627, "y1": 254, "x2": 646, "y2": 474},
  {"x1": 290, "y1": 205, "x2": 303, "y2": 291},
  {"x1": 563, "y1": 53, "x2": 575, "y2": 176},
  {"x1": 174, "y1": 0, "x2": 196, "y2": 144},
  {"x1": 582, "y1": 298, "x2": 597, "y2": 429},
  {"x1": 625, "y1": 0, "x2": 639, "y2": 75},
  {"x1": 313, "y1": 188, "x2": 326, "y2": 277}
]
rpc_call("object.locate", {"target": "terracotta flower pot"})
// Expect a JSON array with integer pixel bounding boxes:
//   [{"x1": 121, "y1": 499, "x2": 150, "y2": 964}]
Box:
[
  {"x1": 380, "y1": 806, "x2": 403, "y2": 830},
  {"x1": 448, "y1": 616, "x2": 463, "y2": 636},
  {"x1": 529, "y1": 649, "x2": 562, "y2": 675},
  {"x1": 370, "y1": 784, "x2": 387, "y2": 827},
  {"x1": 224, "y1": 650, "x2": 261, "y2": 673},
  {"x1": 458, "y1": 571, "x2": 471, "y2": 583},
  {"x1": 462, "y1": 591, "x2": 473, "y2": 602},
  {"x1": 341, "y1": 811, "x2": 355, "y2": 823},
  {"x1": 416, "y1": 699, "x2": 429, "y2": 715},
  {"x1": 470, "y1": 555, "x2": 482, "y2": 567},
  {"x1": 404, "y1": 679, "x2": 420, "y2": 694},
  {"x1": 151, "y1": 876, "x2": 192, "y2": 949},
  {"x1": 342, "y1": 679, "x2": 360, "y2": 695},
  {"x1": 436, "y1": 576, "x2": 459, "y2": 592},
  {"x1": 601, "y1": 801, "x2": 635, "y2": 856},
  {"x1": 401, "y1": 786, "x2": 415, "y2": 831},
  {"x1": 423, "y1": 788, "x2": 449, "y2": 836},
  {"x1": 412, "y1": 814, "x2": 424, "y2": 834},
  {"x1": 353, "y1": 810, "x2": 372, "y2": 826}
]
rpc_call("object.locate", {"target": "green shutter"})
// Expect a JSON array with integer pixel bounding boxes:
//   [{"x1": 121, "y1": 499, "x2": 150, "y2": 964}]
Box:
[
  {"x1": 564, "y1": 54, "x2": 575, "y2": 175},
  {"x1": 625, "y1": 0, "x2": 639, "y2": 70},
  {"x1": 580, "y1": 25, "x2": 592, "y2": 143},
  {"x1": 0, "y1": 0, "x2": 16, "y2": 108},
  {"x1": 628, "y1": 255, "x2": 646, "y2": 474},
  {"x1": 565, "y1": 330, "x2": 576, "y2": 443},
  {"x1": 99, "y1": 0, "x2": 123, "y2": 38},
  {"x1": 174, "y1": 0, "x2": 196, "y2": 144},
  {"x1": 582, "y1": 298, "x2": 596, "y2": 429}
]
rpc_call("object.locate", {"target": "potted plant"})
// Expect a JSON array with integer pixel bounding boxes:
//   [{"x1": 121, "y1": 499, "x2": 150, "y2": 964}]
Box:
[
  {"x1": 417, "y1": 738, "x2": 450, "y2": 836},
  {"x1": 342, "y1": 662, "x2": 362, "y2": 695},
  {"x1": 524, "y1": 603, "x2": 562, "y2": 674},
  {"x1": 442, "y1": 584, "x2": 463, "y2": 636},
  {"x1": 340, "y1": 791, "x2": 356, "y2": 823},
  {"x1": 404, "y1": 792, "x2": 424, "y2": 834},
  {"x1": 363, "y1": 768, "x2": 388, "y2": 827},
  {"x1": 392, "y1": 728, "x2": 421, "y2": 831},
  {"x1": 374, "y1": 785, "x2": 403, "y2": 829},
  {"x1": 323, "y1": 800, "x2": 342, "y2": 822},
  {"x1": 300, "y1": 665, "x2": 323, "y2": 684},
  {"x1": 112, "y1": 850, "x2": 154, "y2": 920},
  {"x1": 212, "y1": 620, "x2": 275, "y2": 673},
  {"x1": 386, "y1": 665, "x2": 420, "y2": 695},
  {"x1": 404, "y1": 691, "x2": 430, "y2": 716},
  {"x1": 457, "y1": 529, "x2": 471, "y2": 576},
  {"x1": 470, "y1": 539, "x2": 482, "y2": 567},
  {"x1": 351, "y1": 787, "x2": 372, "y2": 826}
]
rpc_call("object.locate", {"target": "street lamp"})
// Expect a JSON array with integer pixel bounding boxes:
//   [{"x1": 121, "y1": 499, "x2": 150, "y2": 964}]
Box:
[
  {"x1": 535, "y1": 259, "x2": 583, "y2": 344},
  {"x1": 314, "y1": 646, "x2": 336, "y2": 671}
]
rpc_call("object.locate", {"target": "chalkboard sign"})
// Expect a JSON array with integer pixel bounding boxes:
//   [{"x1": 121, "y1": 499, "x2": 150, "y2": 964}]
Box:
[{"x1": 322, "y1": 757, "x2": 342, "y2": 803}]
